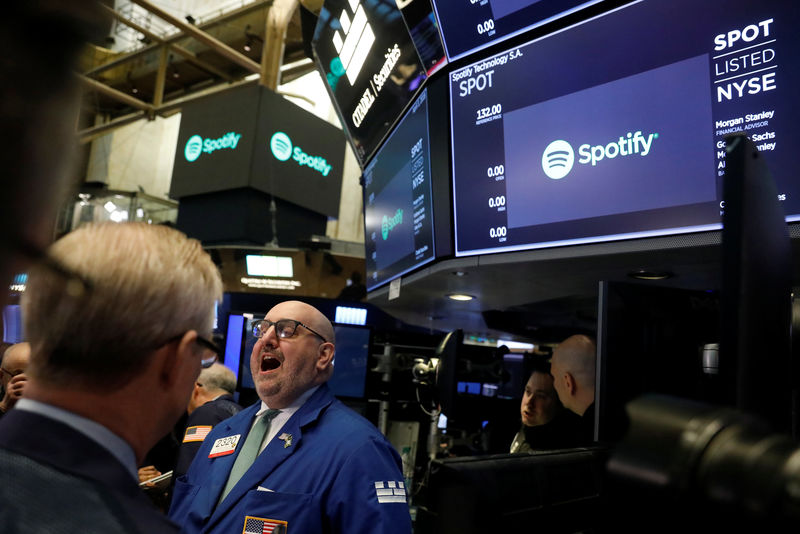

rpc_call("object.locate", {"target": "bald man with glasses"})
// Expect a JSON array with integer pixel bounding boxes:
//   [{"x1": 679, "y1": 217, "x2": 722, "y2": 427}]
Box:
[{"x1": 169, "y1": 300, "x2": 412, "y2": 534}]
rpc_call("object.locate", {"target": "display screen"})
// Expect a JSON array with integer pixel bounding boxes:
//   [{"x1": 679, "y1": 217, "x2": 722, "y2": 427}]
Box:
[
  {"x1": 396, "y1": 0, "x2": 447, "y2": 72},
  {"x1": 450, "y1": 0, "x2": 800, "y2": 256},
  {"x1": 363, "y1": 88, "x2": 435, "y2": 290},
  {"x1": 2, "y1": 305, "x2": 23, "y2": 344},
  {"x1": 431, "y1": 0, "x2": 603, "y2": 61},
  {"x1": 313, "y1": 0, "x2": 427, "y2": 166},
  {"x1": 327, "y1": 324, "x2": 371, "y2": 398},
  {"x1": 171, "y1": 85, "x2": 345, "y2": 217}
]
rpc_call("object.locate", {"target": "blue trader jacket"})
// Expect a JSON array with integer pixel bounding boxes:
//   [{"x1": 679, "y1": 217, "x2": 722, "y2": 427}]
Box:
[{"x1": 169, "y1": 384, "x2": 412, "y2": 534}]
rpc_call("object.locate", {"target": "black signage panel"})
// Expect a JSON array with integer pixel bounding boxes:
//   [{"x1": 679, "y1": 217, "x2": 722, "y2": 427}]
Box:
[
  {"x1": 171, "y1": 85, "x2": 346, "y2": 217},
  {"x1": 313, "y1": 0, "x2": 427, "y2": 166},
  {"x1": 251, "y1": 89, "x2": 345, "y2": 217},
  {"x1": 170, "y1": 84, "x2": 259, "y2": 197}
]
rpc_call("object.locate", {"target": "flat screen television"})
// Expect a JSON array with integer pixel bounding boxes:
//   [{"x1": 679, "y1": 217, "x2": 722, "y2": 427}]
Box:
[
  {"x1": 312, "y1": 0, "x2": 427, "y2": 166},
  {"x1": 431, "y1": 0, "x2": 604, "y2": 61},
  {"x1": 2, "y1": 305, "x2": 23, "y2": 344},
  {"x1": 448, "y1": 0, "x2": 800, "y2": 257},
  {"x1": 396, "y1": 0, "x2": 446, "y2": 73},
  {"x1": 363, "y1": 87, "x2": 436, "y2": 291}
]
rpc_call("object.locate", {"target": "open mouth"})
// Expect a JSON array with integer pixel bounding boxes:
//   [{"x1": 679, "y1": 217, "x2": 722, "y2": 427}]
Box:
[{"x1": 261, "y1": 355, "x2": 282, "y2": 372}]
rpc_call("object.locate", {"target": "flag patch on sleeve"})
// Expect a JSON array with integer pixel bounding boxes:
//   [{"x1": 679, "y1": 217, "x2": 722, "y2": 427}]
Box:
[
  {"x1": 243, "y1": 515, "x2": 287, "y2": 534},
  {"x1": 183, "y1": 425, "x2": 212, "y2": 443},
  {"x1": 374, "y1": 480, "x2": 407, "y2": 504}
]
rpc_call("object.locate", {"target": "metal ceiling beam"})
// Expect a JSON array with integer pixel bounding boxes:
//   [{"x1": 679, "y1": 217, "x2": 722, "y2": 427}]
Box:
[
  {"x1": 129, "y1": 0, "x2": 262, "y2": 74},
  {"x1": 78, "y1": 77, "x2": 259, "y2": 143},
  {"x1": 261, "y1": 0, "x2": 299, "y2": 89},
  {"x1": 77, "y1": 74, "x2": 316, "y2": 143},
  {"x1": 78, "y1": 111, "x2": 149, "y2": 144},
  {"x1": 96, "y1": 4, "x2": 234, "y2": 82},
  {"x1": 153, "y1": 45, "x2": 169, "y2": 107},
  {"x1": 86, "y1": 0, "x2": 272, "y2": 77},
  {"x1": 79, "y1": 75, "x2": 154, "y2": 112}
]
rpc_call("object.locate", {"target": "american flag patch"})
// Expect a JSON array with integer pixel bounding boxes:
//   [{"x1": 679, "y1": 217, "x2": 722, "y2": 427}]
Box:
[
  {"x1": 242, "y1": 516, "x2": 287, "y2": 534},
  {"x1": 374, "y1": 480, "x2": 407, "y2": 504},
  {"x1": 183, "y1": 425, "x2": 212, "y2": 443}
]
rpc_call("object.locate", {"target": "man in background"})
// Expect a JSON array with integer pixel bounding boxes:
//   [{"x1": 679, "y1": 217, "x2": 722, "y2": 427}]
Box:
[
  {"x1": 0, "y1": 222, "x2": 223, "y2": 533},
  {"x1": 170, "y1": 300, "x2": 411, "y2": 534},
  {"x1": 549, "y1": 334, "x2": 597, "y2": 444},
  {"x1": 510, "y1": 355, "x2": 581, "y2": 452},
  {"x1": 177, "y1": 363, "x2": 242, "y2": 477},
  {"x1": 140, "y1": 363, "x2": 241, "y2": 509},
  {"x1": 0, "y1": 342, "x2": 30, "y2": 419}
]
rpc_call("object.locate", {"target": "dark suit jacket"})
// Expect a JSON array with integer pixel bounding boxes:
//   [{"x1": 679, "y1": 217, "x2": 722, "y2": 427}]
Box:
[
  {"x1": 175, "y1": 394, "x2": 242, "y2": 478},
  {"x1": 0, "y1": 408, "x2": 179, "y2": 534}
]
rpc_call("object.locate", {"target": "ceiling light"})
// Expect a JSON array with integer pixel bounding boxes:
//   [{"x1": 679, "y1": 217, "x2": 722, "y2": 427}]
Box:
[
  {"x1": 627, "y1": 269, "x2": 673, "y2": 281},
  {"x1": 447, "y1": 293, "x2": 475, "y2": 301}
]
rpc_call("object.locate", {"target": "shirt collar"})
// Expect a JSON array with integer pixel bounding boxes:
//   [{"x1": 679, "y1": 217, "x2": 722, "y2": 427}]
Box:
[
  {"x1": 257, "y1": 385, "x2": 319, "y2": 418},
  {"x1": 15, "y1": 398, "x2": 139, "y2": 481}
]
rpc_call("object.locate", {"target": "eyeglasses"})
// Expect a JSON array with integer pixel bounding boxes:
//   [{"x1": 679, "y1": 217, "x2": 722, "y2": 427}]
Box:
[
  {"x1": 164, "y1": 333, "x2": 220, "y2": 368},
  {"x1": 195, "y1": 335, "x2": 221, "y2": 368},
  {"x1": 252, "y1": 318, "x2": 328, "y2": 343}
]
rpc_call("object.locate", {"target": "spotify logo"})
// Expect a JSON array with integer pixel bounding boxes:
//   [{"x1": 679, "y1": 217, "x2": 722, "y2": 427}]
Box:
[
  {"x1": 184, "y1": 135, "x2": 203, "y2": 162},
  {"x1": 270, "y1": 132, "x2": 293, "y2": 161},
  {"x1": 541, "y1": 140, "x2": 574, "y2": 180},
  {"x1": 381, "y1": 209, "x2": 403, "y2": 240},
  {"x1": 183, "y1": 132, "x2": 242, "y2": 162}
]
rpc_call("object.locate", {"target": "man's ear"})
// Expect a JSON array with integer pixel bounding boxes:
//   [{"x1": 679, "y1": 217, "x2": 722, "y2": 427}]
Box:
[
  {"x1": 159, "y1": 331, "x2": 198, "y2": 387},
  {"x1": 564, "y1": 372, "x2": 577, "y2": 396},
  {"x1": 316, "y1": 342, "x2": 335, "y2": 372}
]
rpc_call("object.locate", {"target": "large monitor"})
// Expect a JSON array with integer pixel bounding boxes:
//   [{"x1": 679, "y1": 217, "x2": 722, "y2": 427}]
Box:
[
  {"x1": 363, "y1": 87, "x2": 436, "y2": 291},
  {"x1": 312, "y1": 0, "x2": 427, "y2": 166},
  {"x1": 431, "y1": 0, "x2": 604, "y2": 61},
  {"x1": 2, "y1": 305, "x2": 23, "y2": 344},
  {"x1": 327, "y1": 324, "x2": 372, "y2": 398},
  {"x1": 396, "y1": 0, "x2": 446, "y2": 73},
  {"x1": 449, "y1": 0, "x2": 800, "y2": 257}
]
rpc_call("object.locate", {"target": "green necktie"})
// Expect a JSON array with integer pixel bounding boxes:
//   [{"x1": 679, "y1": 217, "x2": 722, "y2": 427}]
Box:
[{"x1": 219, "y1": 409, "x2": 280, "y2": 504}]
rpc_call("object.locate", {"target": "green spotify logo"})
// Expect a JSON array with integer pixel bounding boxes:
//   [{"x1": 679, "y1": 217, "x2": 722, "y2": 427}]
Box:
[
  {"x1": 381, "y1": 209, "x2": 403, "y2": 240},
  {"x1": 270, "y1": 132, "x2": 293, "y2": 161},
  {"x1": 184, "y1": 132, "x2": 242, "y2": 162},
  {"x1": 184, "y1": 135, "x2": 204, "y2": 162},
  {"x1": 269, "y1": 131, "x2": 333, "y2": 177}
]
